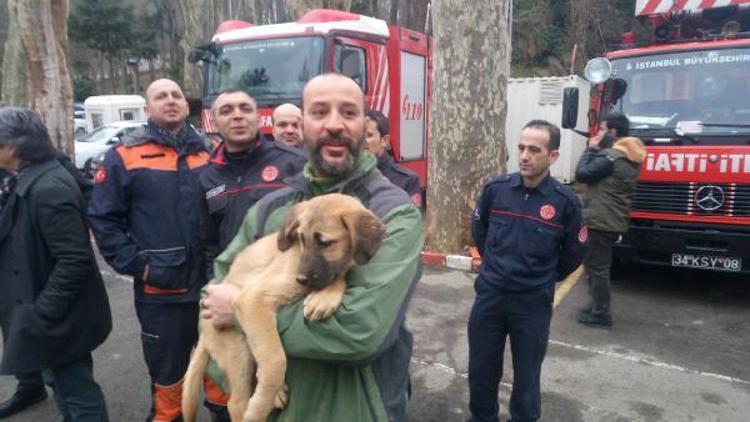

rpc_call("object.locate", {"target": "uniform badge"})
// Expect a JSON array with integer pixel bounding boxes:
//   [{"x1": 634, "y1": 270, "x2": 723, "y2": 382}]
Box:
[
  {"x1": 578, "y1": 226, "x2": 589, "y2": 243},
  {"x1": 94, "y1": 166, "x2": 107, "y2": 185},
  {"x1": 540, "y1": 204, "x2": 556, "y2": 220},
  {"x1": 261, "y1": 165, "x2": 279, "y2": 182},
  {"x1": 206, "y1": 184, "x2": 226, "y2": 200}
]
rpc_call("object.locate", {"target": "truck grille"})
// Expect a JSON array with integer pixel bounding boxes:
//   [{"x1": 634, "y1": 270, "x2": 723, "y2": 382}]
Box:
[{"x1": 632, "y1": 182, "x2": 750, "y2": 217}]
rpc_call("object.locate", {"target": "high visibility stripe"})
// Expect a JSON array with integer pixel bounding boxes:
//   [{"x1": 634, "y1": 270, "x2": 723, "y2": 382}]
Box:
[
  {"x1": 143, "y1": 284, "x2": 189, "y2": 295},
  {"x1": 118, "y1": 144, "x2": 178, "y2": 171},
  {"x1": 490, "y1": 209, "x2": 563, "y2": 230},
  {"x1": 204, "y1": 376, "x2": 230, "y2": 406},
  {"x1": 187, "y1": 151, "x2": 211, "y2": 169},
  {"x1": 638, "y1": 0, "x2": 750, "y2": 14},
  {"x1": 638, "y1": 0, "x2": 666, "y2": 15},
  {"x1": 153, "y1": 380, "x2": 183, "y2": 421},
  {"x1": 211, "y1": 183, "x2": 286, "y2": 199},
  {"x1": 117, "y1": 144, "x2": 209, "y2": 171}
]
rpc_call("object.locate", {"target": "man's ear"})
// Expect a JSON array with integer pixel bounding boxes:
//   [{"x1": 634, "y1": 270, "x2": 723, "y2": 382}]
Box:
[
  {"x1": 381, "y1": 134, "x2": 391, "y2": 151},
  {"x1": 277, "y1": 203, "x2": 303, "y2": 251},
  {"x1": 342, "y1": 209, "x2": 386, "y2": 265}
]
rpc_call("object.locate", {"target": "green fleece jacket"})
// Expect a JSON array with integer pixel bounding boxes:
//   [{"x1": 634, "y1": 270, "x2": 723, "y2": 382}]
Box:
[{"x1": 207, "y1": 153, "x2": 424, "y2": 421}]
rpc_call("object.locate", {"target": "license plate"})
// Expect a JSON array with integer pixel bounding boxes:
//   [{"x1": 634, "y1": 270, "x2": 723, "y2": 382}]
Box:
[{"x1": 671, "y1": 253, "x2": 742, "y2": 272}]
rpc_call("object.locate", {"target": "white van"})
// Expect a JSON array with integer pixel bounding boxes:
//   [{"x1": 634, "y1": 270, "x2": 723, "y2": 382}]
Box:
[{"x1": 84, "y1": 95, "x2": 146, "y2": 133}]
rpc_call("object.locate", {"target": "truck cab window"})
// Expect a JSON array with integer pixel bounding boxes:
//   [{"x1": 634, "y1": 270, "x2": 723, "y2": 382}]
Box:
[{"x1": 334, "y1": 45, "x2": 366, "y2": 92}]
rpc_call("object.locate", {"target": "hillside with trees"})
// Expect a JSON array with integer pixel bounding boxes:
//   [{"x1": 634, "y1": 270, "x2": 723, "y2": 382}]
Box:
[{"x1": 2, "y1": 0, "x2": 648, "y2": 102}]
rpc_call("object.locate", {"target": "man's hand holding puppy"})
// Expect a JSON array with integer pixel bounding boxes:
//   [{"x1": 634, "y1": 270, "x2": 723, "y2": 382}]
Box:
[{"x1": 201, "y1": 284, "x2": 240, "y2": 330}]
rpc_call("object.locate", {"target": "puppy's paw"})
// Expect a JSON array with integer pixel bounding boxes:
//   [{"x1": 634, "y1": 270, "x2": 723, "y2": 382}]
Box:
[
  {"x1": 303, "y1": 289, "x2": 343, "y2": 321},
  {"x1": 242, "y1": 401, "x2": 266, "y2": 422},
  {"x1": 274, "y1": 384, "x2": 289, "y2": 409}
]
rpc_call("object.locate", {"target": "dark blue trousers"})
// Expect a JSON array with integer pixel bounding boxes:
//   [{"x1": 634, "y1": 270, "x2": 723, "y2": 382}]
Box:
[
  {"x1": 16, "y1": 371, "x2": 44, "y2": 393},
  {"x1": 42, "y1": 353, "x2": 109, "y2": 422},
  {"x1": 135, "y1": 301, "x2": 199, "y2": 421},
  {"x1": 468, "y1": 276, "x2": 554, "y2": 422}
]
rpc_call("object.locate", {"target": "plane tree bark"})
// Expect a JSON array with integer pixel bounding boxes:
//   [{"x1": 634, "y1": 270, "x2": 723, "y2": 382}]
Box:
[
  {"x1": 426, "y1": 0, "x2": 510, "y2": 253},
  {"x1": 8, "y1": 0, "x2": 74, "y2": 155}
]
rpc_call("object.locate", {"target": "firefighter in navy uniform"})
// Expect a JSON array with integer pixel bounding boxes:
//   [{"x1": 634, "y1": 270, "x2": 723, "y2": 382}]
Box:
[
  {"x1": 88, "y1": 79, "x2": 212, "y2": 422},
  {"x1": 199, "y1": 90, "x2": 306, "y2": 281},
  {"x1": 468, "y1": 120, "x2": 587, "y2": 422},
  {"x1": 364, "y1": 110, "x2": 422, "y2": 208}
]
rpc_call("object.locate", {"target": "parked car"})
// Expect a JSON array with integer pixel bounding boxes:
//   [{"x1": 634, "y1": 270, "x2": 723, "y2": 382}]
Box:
[
  {"x1": 75, "y1": 120, "x2": 145, "y2": 177},
  {"x1": 74, "y1": 117, "x2": 87, "y2": 138}
]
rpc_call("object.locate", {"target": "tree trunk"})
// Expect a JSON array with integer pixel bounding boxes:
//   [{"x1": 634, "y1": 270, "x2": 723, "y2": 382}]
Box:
[
  {"x1": 570, "y1": 0, "x2": 593, "y2": 73},
  {"x1": 426, "y1": 0, "x2": 510, "y2": 254},
  {"x1": 1, "y1": 5, "x2": 28, "y2": 107},
  {"x1": 8, "y1": 0, "x2": 74, "y2": 156},
  {"x1": 0, "y1": 0, "x2": 7, "y2": 100},
  {"x1": 398, "y1": 0, "x2": 429, "y2": 33}
]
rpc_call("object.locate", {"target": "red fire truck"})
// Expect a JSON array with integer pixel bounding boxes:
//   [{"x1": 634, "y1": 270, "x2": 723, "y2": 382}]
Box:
[
  {"x1": 563, "y1": 0, "x2": 750, "y2": 273},
  {"x1": 189, "y1": 9, "x2": 431, "y2": 186}
]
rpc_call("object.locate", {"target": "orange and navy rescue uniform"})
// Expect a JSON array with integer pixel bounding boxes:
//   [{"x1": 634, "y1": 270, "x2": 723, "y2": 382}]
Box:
[{"x1": 88, "y1": 121, "x2": 212, "y2": 421}]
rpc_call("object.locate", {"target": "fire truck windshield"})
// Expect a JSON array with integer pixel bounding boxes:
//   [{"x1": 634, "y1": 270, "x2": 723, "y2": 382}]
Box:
[
  {"x1": 206, "y1": 36, "x2": 325, "y2": 106},
  {"x1": 609, "y1": 47, "x2": 750, "y2": 140}
]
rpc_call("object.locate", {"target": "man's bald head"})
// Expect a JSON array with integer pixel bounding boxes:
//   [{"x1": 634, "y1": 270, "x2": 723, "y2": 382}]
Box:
[
  {"x1": 273, "y1": 103, "x2": 301, "y2": 121},
  {"x1": 144, "y1": 78, "x2": 189, "y2": 133},
  {"x1": 272, "y1": 103, "x2": 303, "y2": 147},
  {"x1": 301, "y1": 73, "x2": 364, "y2": 112}
]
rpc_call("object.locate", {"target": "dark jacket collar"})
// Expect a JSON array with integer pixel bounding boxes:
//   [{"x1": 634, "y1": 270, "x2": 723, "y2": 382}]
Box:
[
  {"x1": 209, "y1": 136, "x2": 263, "y2": 166},
  {"x1": 376, "y1": 153, "x2": 395, "y2": 169},
  {"x1": 121, "y1": 120, "x2": 209, "y2": 153},
  {"x1": 14, "y1": 159, "x2": 59, "y2": 197},
  {"x1": 510, "y1": 172, "x2": 555, "y2": 197}
]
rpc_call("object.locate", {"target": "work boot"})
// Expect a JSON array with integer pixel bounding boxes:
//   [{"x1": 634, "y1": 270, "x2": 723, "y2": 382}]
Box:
[
  {"x1": 0, "y1": 387, "x2": 47, "y2": 418},
  {"x1": 577, "y1": 309, "x2": 613, "y2": 328}
]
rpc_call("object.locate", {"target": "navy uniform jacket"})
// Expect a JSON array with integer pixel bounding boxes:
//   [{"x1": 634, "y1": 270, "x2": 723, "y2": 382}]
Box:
[
  {"x1": 88, "y1": 122, "x2": 211, "y2": 303},
  {"x1": 471, "y1": 172, "x2": 587, "y2": 291},
  {"x1": 199, "y1": 139, "x2": 305, "y2": 279},
  {"x1": 377, "y1": 154, "x2": 422, "y2": 208}
]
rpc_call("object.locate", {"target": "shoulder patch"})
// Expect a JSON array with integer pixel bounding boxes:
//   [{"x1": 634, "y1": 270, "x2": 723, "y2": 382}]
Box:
[
  {"x1": 261, "y1": 165, "x2": 279, "y2": 182},
  {"x1": 94, "y1": 166, "x2": 107, "y2": 185},
  {"x1": 578, "y1": 226, "x2": 589, "y2": 243}
]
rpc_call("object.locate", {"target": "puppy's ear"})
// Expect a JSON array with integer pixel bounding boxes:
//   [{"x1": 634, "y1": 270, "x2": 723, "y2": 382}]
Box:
[
  {"x1": 342, "y1": 209, "x2": 386, "y2": 265},
  {"x1": 277, "y1": 203, "x2": 303, "y2": 251}
]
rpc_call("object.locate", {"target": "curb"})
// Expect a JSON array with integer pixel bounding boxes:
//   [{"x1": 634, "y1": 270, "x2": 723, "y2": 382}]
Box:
[{"x1": 421, "y1": 247, "x2": 482, "y2": 272}]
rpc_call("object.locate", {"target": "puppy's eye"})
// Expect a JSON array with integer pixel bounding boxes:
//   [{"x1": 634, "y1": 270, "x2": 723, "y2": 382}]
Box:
[{"x1": 314, "y1": 233, "x2": 333, "y2": 248}]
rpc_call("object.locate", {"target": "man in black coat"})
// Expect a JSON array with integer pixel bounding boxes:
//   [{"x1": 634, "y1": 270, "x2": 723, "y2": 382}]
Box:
[
  {"x1": 364, "y1": 110, "x2": 423, "y2": 208},
  {"x1": 0, "y1": 107, "x2": 112, "y2": 421}
]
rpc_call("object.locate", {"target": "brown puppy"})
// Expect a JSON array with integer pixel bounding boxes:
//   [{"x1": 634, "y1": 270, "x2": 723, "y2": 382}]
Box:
[{"x1": 182, "y1": 193, "x2": 386, "y2": 422}]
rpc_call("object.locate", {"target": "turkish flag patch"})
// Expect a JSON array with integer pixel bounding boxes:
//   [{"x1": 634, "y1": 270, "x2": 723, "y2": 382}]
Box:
[
  {"x1": 540, "y1": 204, "x2": 556, "y2": 220},
  {"x1": 94, "y1": 166, "x2": 107, "y2": 185},
  {"x1": 261, "y1": 165, "x2": 279, "y2": 182},
  {"x1": 578, "y1": 226, "x2": 588, "y2": 243}
]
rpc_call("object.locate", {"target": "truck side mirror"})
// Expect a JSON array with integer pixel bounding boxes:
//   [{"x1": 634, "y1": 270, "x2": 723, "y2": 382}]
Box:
[
  {"x1": 188, "y1": 43, "x2": 216, "y2": 64},
  {"x1": 562, "y1": 87, "x2": 579, "y2": 129}
]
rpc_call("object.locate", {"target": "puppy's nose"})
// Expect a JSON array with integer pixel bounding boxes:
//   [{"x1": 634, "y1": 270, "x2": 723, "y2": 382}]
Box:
[{"x1": 296, "y1": 274, "x2": 309, "y2": 285}]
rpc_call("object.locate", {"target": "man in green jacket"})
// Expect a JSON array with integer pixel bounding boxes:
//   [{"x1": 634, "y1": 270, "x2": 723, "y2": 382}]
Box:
[
  {"x1": 201, "y1": 73, "x2": 423, "y2": 421},
  {"x1": 575, "y1": 112, "x2": 645, "y2": 328}
]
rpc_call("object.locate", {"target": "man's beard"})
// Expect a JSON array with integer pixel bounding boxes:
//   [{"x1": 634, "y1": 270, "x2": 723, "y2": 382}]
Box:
[{"x1": 307, "y1": 134, "x2": 364, "y2": 177}]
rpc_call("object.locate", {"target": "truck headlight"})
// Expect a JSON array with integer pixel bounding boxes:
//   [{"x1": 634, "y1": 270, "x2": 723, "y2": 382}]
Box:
[{"x1": 584, "y1": 58, "x2": 613, "y2": 84}]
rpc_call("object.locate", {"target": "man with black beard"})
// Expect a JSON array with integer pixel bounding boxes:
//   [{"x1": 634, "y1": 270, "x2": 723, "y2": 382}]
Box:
[{"x1": 200, "y1": 73, "x2": 423, "y2": 421}]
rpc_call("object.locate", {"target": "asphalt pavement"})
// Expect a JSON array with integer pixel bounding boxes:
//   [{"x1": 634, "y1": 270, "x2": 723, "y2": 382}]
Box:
[{"x1": 2, "y1": 258, "x2": 749, "y2": 421}]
